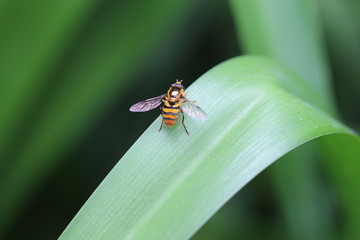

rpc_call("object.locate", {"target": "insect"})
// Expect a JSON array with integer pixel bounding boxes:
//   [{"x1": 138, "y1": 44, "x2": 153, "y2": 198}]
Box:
[{"x1": 129, "y1": 80, "x2": 207, "y2": 135}]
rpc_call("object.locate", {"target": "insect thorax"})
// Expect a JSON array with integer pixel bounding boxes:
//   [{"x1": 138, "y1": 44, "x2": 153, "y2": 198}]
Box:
[{"x1": 167, "y1": 87, "x2": 184, "y2": 102}]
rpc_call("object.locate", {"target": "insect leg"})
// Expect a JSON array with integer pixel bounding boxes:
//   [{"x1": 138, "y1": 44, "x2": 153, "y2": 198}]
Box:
[
  {"x1": 182, "y1": 100, "x2": 196, "y2": 104},
  {"x1": 180, "y1": 109, "x2": 190, "y2": 135},
  {"x1": 182, "y1": 96, "x2": 196, "y2": 104},
  {"x1": 158, "y1": 106, "x2": 164, "y2": 132},
  {"x1": 158, "y1": 119, "x2": 164, "y2": 132}
]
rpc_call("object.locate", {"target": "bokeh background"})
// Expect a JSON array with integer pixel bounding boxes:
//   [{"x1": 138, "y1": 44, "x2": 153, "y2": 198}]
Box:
[{"x1": 0, "y1": 0, "x2": 359, "y2": 239}]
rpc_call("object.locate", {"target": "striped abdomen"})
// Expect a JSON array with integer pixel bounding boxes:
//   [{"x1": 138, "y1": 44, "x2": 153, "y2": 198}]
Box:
[{"x1": 162, "y1": 102, "x2": 180, "y2": 127}]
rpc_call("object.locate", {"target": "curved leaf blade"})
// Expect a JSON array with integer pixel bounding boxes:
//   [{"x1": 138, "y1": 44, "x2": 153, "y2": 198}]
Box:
[{"x1": 60, "y1": 56, "x2": 358, "y2": 240}]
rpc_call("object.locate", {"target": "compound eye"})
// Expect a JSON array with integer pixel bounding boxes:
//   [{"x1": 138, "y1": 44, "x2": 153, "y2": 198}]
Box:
[{"x1": 171, "y1": 83, "x2": 184, "y2": 89}]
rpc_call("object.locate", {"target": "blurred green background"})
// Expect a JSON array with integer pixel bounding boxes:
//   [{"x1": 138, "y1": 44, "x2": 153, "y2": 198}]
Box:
[{"x1": 0, "y1": 0, "x2": 359, "y2": 239}]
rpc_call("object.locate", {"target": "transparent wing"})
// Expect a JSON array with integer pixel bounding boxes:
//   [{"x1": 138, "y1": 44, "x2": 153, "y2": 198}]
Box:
[
  {"x1": 182, "y1": 97, "x2": 207, "y2": 120},
  {"x1": 129, "y1": 94, "x2": 165, "y2": 112}
]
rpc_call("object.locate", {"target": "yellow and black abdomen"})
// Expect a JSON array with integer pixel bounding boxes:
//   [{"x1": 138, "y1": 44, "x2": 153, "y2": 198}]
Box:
[{"x1": 162, "y1": 102, "x2": 180, "y2": 127}]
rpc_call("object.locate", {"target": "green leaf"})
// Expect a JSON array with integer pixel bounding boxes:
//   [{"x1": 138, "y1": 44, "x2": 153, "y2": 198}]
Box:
[
  {"x1": 228, "y1": 1, "x2": 334, "y2": 239},
  {"x1": 229, "y1": 1, "x2": 360, "y2": 239},
  {"x1": 0, "y1": 0, "x2": 101, "y2": 160},
  {"x1": 0, "y1": 0, "x2": 198, "y2": 235},
  {"x1": 229, "y1": 0, "x2": 334, "y2": 114},
  {"x1": 59, "y1": 56, "x2": 359, "y2": 240}
]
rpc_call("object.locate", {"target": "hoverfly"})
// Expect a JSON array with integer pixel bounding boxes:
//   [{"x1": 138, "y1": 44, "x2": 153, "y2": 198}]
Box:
[{"x1": 129, "y1": 80, "x2": 207, "y2": 135}]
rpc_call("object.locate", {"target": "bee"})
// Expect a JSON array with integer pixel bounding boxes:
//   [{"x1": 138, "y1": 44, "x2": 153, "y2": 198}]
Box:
[{"x1": 129, "y1": 80, "x2": 207, "y2": 135}]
